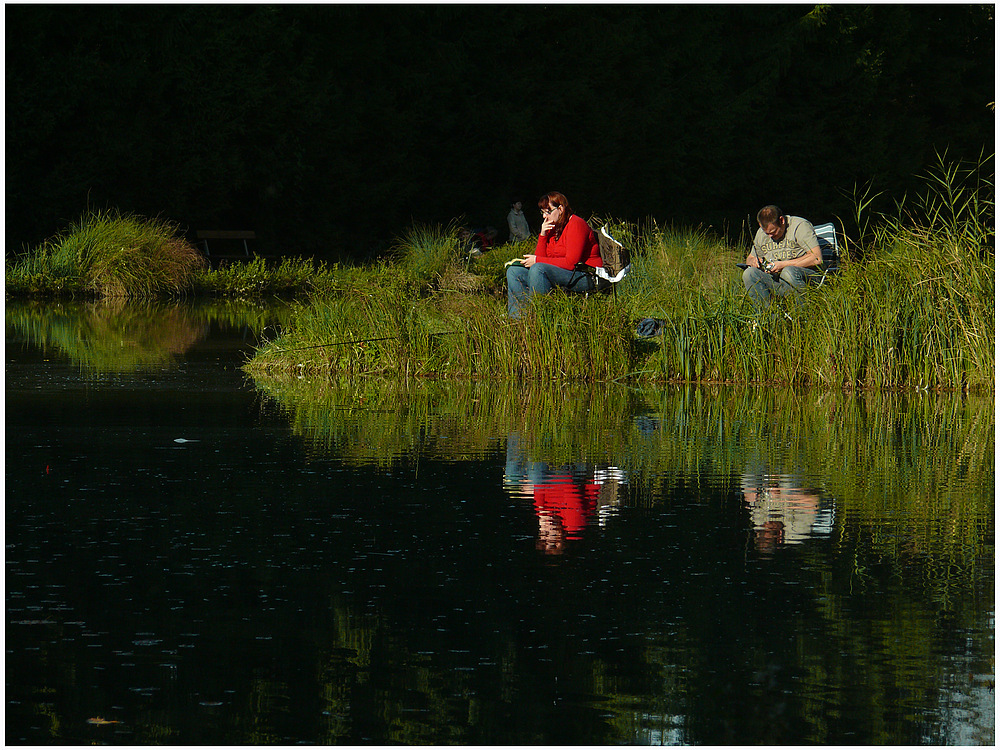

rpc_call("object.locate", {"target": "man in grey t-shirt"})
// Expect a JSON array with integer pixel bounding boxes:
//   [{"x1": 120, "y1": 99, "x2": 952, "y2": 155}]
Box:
[{"x1": 742, "y1": 205, "x2": 822, "y2": 307}]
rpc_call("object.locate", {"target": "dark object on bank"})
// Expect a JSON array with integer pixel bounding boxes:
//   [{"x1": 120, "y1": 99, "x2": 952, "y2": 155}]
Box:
[
  {"x1": 635, "y1": 318, "x2": 666, "y2": 338},
  {"x1": 196, "y1": 230, "x2": 256, "y2": 268}
]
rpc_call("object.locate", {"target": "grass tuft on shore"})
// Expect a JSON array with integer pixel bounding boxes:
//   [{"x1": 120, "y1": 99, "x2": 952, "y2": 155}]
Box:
[{"x1": 6, "y1": 210, "x2": 207, "y2": 298}]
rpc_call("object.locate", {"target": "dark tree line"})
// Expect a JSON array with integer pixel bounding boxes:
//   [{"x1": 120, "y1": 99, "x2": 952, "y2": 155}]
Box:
[{"x1": 6, "y1": 5, "x2": 994, "y2": 258}]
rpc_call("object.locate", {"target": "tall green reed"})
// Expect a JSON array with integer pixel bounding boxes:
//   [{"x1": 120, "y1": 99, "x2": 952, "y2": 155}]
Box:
[
  {"x1": 393, "y1": 220, "x2": 465, "y2": 289},
  {"x1": 248, "y1": 285, "x2": 642, "y2": 382}
]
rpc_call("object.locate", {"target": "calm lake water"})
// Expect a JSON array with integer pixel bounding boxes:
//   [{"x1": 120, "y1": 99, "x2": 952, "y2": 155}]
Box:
[{"x1": 5, "y1": 300, "x2": 995, "y2": 745}]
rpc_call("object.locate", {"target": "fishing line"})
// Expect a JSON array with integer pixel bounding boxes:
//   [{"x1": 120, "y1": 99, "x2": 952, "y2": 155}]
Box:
[{"x1": 272, "y1": 330, "x2": 460, "y2": 353}]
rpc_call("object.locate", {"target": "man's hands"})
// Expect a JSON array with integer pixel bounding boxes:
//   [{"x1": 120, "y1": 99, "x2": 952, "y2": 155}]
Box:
[
  {"x1": 746, "y1": 252, "x2": 821, "y2": 274},
  {"x1": 771, "y1": 246, "x2": 823, "y2": 272}
]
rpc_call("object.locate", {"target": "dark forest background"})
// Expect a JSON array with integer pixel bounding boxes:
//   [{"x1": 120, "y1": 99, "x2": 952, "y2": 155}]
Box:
[{"x1": 6, "y1": 4, "x2": 995, "y2": 260}]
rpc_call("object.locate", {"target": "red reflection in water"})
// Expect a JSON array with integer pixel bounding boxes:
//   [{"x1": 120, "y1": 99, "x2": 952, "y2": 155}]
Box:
[{"x1": 532, "y1": 474, "x2": 600, "y2": 554}]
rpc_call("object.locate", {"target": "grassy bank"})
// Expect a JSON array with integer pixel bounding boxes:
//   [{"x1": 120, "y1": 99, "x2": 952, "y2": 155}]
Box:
[
  {"x1": 5, "y1": 210, "x2": 207, "y2": 298},
  {"x1": 246, "y1": 157, "x2": 993, "y2": 389},
  {"x1": 4, "y1": 210, "x2": 338, "y2": 300},
  {"x1": 246, "y1": 217, "x2": 993, "y2": 389},
  {"x1": 7, "y1": 159, "x2": 993, "y2": 389}
]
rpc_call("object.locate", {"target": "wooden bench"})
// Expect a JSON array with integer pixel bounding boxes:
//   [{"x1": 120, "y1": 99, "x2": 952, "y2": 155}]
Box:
[{"x1": 196, "y1": 230, "x2": 256, "y2": 266}]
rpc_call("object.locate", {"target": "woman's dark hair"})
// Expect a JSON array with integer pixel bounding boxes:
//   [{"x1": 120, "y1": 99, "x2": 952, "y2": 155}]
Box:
[{"x1": 538, "y1": 191, "x2": 573, "y2": 233}]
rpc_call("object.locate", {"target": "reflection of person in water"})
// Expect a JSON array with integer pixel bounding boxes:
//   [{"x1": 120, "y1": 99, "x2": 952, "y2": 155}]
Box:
[
  {"x1": 504, "y1": 433, "x2": 610, "y2": 555},
  {"x1": 532, "y1": 472, "x2": 600, "y2": 554},
  {"x1": 741, "y1": 472, "x2": 826, "y2": 554}
]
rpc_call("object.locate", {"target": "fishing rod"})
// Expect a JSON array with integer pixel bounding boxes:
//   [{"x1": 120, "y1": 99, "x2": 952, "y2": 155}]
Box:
[{"x1": 272, "y1": 330, "x2": 461, "y2": 353}]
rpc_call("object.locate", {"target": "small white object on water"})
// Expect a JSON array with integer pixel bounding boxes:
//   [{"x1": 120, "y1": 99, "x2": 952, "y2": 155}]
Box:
[{"x1": 173, "y1": 438, "x2": 200, "y2": 444}]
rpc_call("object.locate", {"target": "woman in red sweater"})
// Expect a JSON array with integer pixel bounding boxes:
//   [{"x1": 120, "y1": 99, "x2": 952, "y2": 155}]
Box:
[{"x1": 506, "y1": 192, "x2": 603, "y2": 318}]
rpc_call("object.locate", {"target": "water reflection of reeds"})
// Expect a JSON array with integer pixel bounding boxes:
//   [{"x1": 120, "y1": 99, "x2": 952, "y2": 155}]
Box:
[
  {"x1": 251, "y1": 376, "x2": 992, "y2": 549},
  {"x1": 248, "y1": 374, "x2": 993, "y2": 744},
  {"x1": 5, "y1": 299, "x2": 298, "y2": 373}
]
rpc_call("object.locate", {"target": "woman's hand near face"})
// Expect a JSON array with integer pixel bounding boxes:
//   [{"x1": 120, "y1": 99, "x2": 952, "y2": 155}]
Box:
[{"x1": 540, "y1": 203, "x2": 563, "y2": 236}]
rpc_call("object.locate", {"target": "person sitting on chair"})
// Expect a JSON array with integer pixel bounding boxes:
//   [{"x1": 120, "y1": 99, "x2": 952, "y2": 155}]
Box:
[
  {"x1": 743, "y1": 205, "x2": 822, "y2": 308},
  {"x1": 506, "y1": 191, "x2": 603, "y2": 318},
  {"x1": 507, "y1": 200, "x2": 532, "y2": 243}
]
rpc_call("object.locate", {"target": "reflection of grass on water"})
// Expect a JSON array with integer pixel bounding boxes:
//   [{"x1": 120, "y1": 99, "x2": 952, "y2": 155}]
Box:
[
  {"x1": 252, "y1": 376, "x2": 993, "y2": 550},
  {"x1": 5, "y1": 299, "x2": 298, "y2": 373},
  {"x1": 252, "y1": 375, "x2": 644, "y2": 467},
  {"x1": 7, "y1": 300, "x2": 207, "y2": 372},
  {"x1": 256, "y1": 376, "x2": 993, "y2": 725}
]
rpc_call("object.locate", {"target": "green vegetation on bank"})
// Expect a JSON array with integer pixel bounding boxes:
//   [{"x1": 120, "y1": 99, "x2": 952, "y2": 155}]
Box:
[
  {"x1": 245, "y1": 157, "x2": 993, "y2": 389},
  {"x1": 7, "y1": 158, "x2": 994, "y2": 389},
  {"x1": 5, "y1": 210, "x2": 207, "y2": 298},
  {"x1": 4, "y1": 211, "x2": 339, "y2": 300}
]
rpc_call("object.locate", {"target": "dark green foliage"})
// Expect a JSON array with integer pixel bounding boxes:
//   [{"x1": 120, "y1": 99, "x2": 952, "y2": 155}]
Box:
[{"x1": 5, "y1": 6, "x2": 994, "y2": 258}]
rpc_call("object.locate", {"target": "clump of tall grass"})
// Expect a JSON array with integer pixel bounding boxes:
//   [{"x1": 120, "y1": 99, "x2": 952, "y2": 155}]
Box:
[
  {"x1": 811, "y1": 154, "x2": 994, "y2": 389},
  {"x1": 392, "y1": 221, "x2": 466, "y2": 291},
  {"x1": 247, "y1": 278, "x2": 454, "y2": 378},
  {"x1": 6, "y1": 210, "x2": 206, "y2": 298},
  {"x1": 624, "y1": 219, "x2": 740, "y2": 302}
]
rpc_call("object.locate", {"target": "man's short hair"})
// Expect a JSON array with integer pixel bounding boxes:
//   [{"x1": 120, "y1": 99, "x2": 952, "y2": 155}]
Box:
[{"x1": 757, "y1": 205, "x2": 784, "y2": 226}]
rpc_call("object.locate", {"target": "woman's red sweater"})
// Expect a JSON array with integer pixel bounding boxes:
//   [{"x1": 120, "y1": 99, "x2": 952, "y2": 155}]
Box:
[{"x1": 534, "y1": 214, "x2": 603, "y2": 271}]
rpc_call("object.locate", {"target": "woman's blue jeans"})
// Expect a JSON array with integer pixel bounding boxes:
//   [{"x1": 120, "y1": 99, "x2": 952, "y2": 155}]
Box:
[
  {"x1": 742, "y1": 265, "x2": 816, "y2": 308},
  {"x1": 506, "y1": 262, "x2": 595, "y2": 318}
]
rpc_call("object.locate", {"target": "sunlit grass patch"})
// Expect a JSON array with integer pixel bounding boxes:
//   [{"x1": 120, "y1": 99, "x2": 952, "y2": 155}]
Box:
[
  {"x1": 6, "y1": 210, "x2": 206, "y2": 298},
  {"x1": 245, "y1": 184, "x2": 994, "y2": 389},
  {"x1": 191, "y1": 255, "x2": 334, "y2": 298}
]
